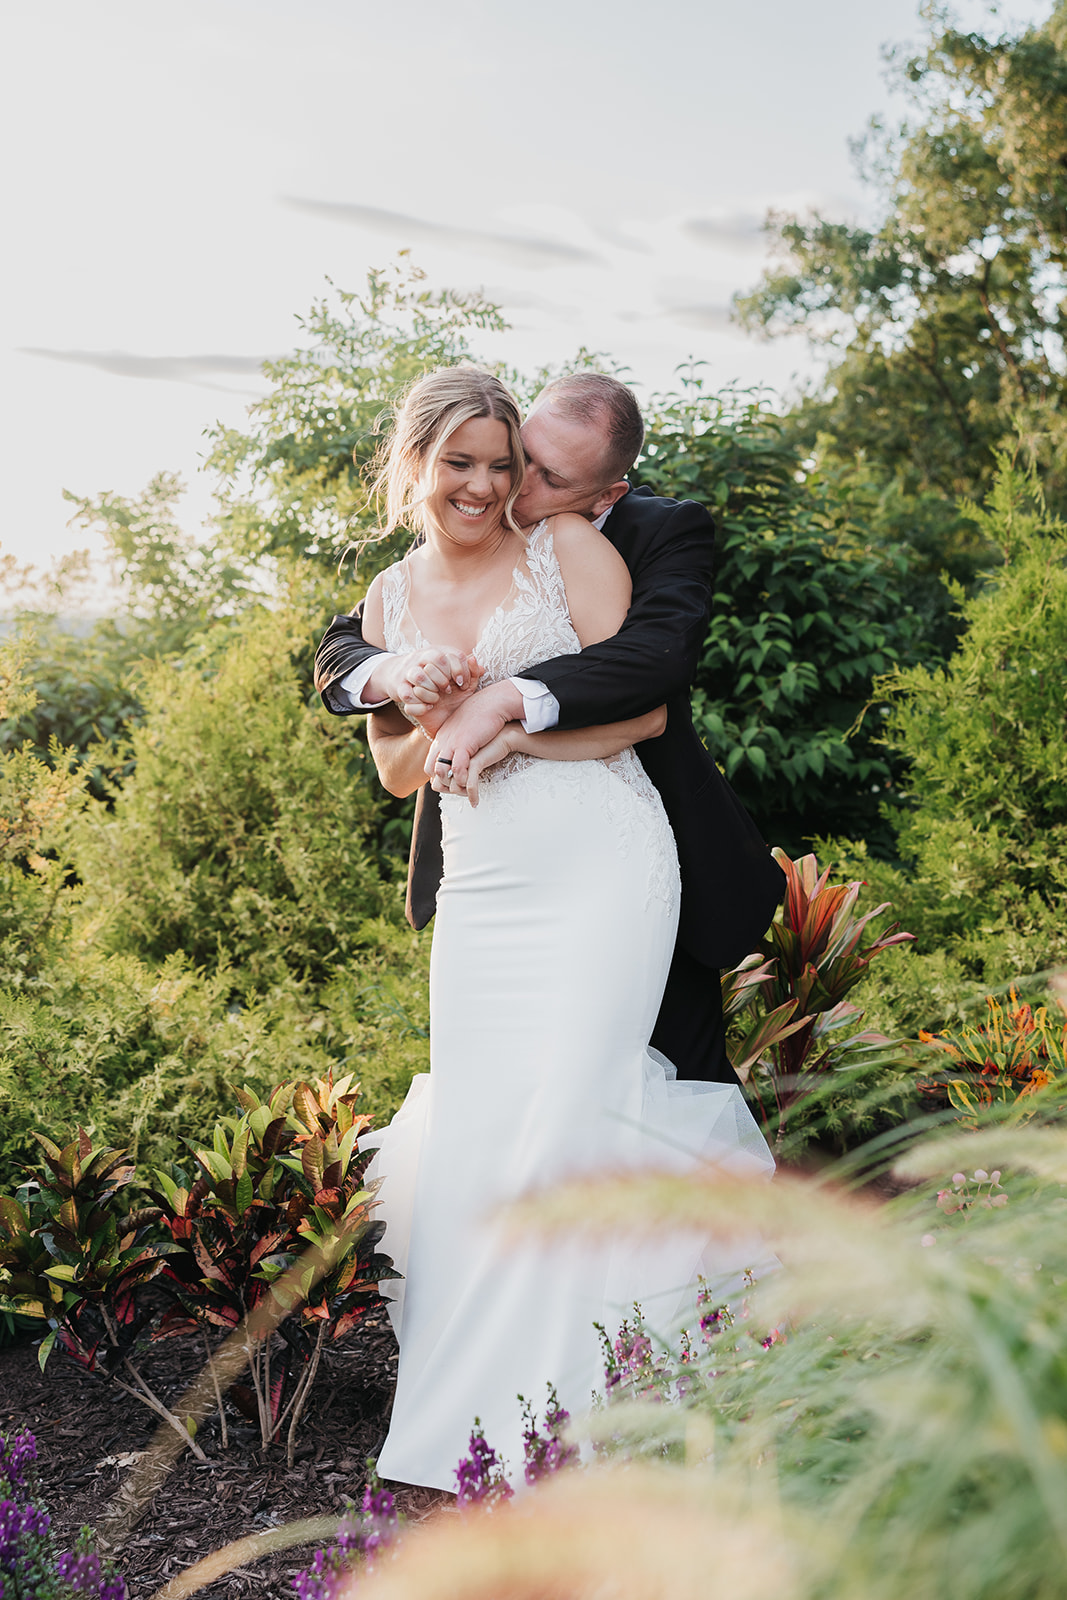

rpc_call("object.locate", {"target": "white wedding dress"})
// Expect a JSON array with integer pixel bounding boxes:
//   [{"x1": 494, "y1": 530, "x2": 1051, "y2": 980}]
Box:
[{"x1": 364, "y1": 520, "x2": 774, "y2": 1492}]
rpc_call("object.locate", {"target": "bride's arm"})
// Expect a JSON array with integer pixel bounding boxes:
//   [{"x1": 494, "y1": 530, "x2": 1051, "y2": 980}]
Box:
[
  {"x1": 457, "y1": 706, "x2": 667, "y2": 805},
  {"x1": 368, "y1": 703, "x2": 433, "y2": 798},
  {"x1": 360, "y1": 573, "x2": 435, "y2": 798}
]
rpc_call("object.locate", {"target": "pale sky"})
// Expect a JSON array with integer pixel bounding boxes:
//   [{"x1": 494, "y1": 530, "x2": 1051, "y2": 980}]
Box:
[{"x1": 0, "y1": 0, "x2": 1053, "y2": 588}]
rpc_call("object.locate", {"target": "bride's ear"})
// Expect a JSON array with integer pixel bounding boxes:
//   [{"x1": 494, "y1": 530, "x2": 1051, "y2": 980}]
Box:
[{"x1": 590, "y1": 481, "x2": 630, "y2": 520}]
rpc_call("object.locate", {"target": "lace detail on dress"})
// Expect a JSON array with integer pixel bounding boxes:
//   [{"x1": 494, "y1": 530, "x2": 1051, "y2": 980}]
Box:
[
  {"x1": 473, "y1": 520, "x2": 581, "y2": 685},
  {"x1": 381, "y1": 562, "x2": 412, "y2": 655},
  {"x1": 379, "y1": 522, "x2": 578, "y2": 677},
  {"x1": 602, "y1": 750, "x2": 679, "y2": 910},
  {"x1": 378, "y1": 523, "x2": 678, "y2": 905}
]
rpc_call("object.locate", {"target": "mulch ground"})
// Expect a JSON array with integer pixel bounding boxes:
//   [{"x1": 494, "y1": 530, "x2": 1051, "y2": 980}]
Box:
[{"x1": 0, "y1": 1312, "x2": 448, "y2": 1598}]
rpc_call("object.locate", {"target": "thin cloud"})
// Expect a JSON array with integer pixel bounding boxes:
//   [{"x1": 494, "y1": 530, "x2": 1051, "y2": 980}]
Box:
[
  {"x1": 283, "y1": 197, "x2": 602, "y2": 269},
  {"x1": 681, "y1": 213, "x2": 765, "y2": 250},
  {"x1": 18, "y1": 348, "x2": 271, "y2": 391},
  {"x1": 585, "y1": 218, "x2": 654, "y2": 255},
  {"x1": 662, "y1": 303, "x2": 738, "y2": 332},
  {"x1": 476, "y1": 285, "x2": 579, "y2": 318},
  {"x1": 617, "y1": 302, "x2": 740, "y2": 333}
]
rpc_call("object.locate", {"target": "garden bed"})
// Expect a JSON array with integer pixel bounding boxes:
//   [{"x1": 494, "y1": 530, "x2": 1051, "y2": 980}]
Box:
[{"x1": 0, "y1": 1314, "x2": 446, "y2": 1598}]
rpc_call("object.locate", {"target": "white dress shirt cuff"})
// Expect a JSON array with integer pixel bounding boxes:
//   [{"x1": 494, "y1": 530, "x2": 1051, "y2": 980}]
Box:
[
  {"x1": 339, "y1": 657, "x2": 392, "y2": 710},
  {"x1": 510, "y1": 677, "x2": 560, "y2": 734}
]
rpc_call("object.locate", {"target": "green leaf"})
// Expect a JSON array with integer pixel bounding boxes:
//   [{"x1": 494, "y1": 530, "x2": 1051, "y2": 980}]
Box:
[
  {"x1": 235, "y1": 1171, "x2": 254, "y2": 1216},
  {"x1": 38, "y1": 1328, "x2": 57, "y2": 1371},
  {"x1": 43, "y1": 1263, "x2": 78, "y2": 1283}
]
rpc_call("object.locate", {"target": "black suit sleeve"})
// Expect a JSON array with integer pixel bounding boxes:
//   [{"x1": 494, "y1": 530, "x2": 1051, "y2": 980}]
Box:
[
  {"x1": 314, "y1": 603, "x2": 384, "y2": 716},
  {"x1": 527, "y1": 499, "x2": 714, "y2": 731}
]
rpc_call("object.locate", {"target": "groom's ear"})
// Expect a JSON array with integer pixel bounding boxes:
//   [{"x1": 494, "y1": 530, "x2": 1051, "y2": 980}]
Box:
[{"x1": 590, "y1": 481, "x2": 630, "y2": 519}]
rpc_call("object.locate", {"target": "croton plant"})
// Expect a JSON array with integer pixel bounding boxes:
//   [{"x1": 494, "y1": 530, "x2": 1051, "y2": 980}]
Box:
[{"x1": 0, "y1": 1074, "x2": 396, "y2": 1466}]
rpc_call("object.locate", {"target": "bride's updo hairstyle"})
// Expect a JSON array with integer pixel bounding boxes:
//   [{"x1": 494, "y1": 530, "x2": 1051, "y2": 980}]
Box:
[{"x1": 371, "y1": 365, "x2": 525, "y2": 543}]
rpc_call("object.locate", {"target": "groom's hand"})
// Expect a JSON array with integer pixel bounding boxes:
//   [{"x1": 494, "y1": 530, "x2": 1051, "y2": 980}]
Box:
[{"x1": 425, "y1": 680, "x2": 525, "y2": 792}]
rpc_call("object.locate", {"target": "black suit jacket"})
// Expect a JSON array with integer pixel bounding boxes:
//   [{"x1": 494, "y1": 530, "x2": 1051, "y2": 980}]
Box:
[{"x1": 314, "y1": 487, "x2": 785, "y2": 968}]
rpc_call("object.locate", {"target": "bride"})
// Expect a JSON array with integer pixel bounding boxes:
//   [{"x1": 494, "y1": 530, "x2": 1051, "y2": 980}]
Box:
[{"x1": 358, "y1": 366, "x2": 773, "y2": 1493}]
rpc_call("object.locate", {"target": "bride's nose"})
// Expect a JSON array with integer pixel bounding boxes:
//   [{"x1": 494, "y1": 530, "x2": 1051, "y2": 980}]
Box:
[{"x1": 464, "y1": 463, "x2": 493, "y2": 498}]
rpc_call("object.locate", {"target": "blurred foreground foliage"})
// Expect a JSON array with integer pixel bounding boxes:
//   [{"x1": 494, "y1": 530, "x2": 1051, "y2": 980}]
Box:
[{"x1": 450, "y1": 1111, "x2": 1067, "y2": 1600}]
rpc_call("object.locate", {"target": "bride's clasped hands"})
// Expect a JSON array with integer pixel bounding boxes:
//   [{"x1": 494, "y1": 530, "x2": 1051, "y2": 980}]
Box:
[{"x1": 381, "y1": 645, "x2": 522, "y2": 805}]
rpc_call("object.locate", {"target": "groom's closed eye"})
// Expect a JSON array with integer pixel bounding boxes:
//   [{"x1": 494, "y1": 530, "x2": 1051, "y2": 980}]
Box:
[{"x1": 526, "y1": 459, "x2": 568, "y2": 490}]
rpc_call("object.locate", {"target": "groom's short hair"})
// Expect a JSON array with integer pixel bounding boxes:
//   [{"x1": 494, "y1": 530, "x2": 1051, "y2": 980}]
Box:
[{"x1": 536, "y1": 372, "x2": 644, "y2": 484}]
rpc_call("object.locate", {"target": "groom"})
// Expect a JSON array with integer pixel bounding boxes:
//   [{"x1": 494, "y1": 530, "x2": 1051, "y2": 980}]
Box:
[{"x1": 315, "y1": 372, "x2": 785, "y2": 1084}]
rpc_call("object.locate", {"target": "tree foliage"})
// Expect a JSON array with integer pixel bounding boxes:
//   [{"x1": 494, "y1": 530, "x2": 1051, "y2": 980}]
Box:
[
  {"x1": 73, "y1": 606, "x2": 394, "y2": 991},
  {"x1": 739, "y1": 3, "x2": 1067, "y2": 505},
  {"x1": 205, "y1": 259, "x2": 508, "y2": 571},
  {"x1": 823, "y1": 449, "x2": 1067, "y2": 1040},
  {"x1": 637, "y1": 385, "x2": 919, "y2": 848},
  {"x1": 736, "y1": 0, "x2": 1067, "y2": 672},
  {"x1": 884, "y1": 449, "x2": 1067, "y2": 956}
]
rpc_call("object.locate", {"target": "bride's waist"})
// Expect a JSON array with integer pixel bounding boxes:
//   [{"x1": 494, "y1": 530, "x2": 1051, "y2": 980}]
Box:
[{"x1": 441, "y1": 747, "x2": 663, "y2": 814}]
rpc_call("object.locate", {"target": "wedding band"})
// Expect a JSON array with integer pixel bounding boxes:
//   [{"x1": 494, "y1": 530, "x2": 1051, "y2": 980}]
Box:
[{"x1": 436, "y1": 756, "x2": 453, "y2": 766}]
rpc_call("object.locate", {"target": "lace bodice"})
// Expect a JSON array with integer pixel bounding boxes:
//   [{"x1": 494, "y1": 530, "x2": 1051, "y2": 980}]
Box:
[
  {"x1": 379, "y1": 519, "x2": 678, "y2": 910},
  {"x1": 380, "y1": 519, "x2": 580, "y2": 679}
]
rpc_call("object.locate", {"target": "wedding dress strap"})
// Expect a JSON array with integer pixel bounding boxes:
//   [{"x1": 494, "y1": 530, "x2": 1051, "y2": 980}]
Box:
[
  {"x1": 522, "y1": 519, "x2": 568, "y2": 622},
  {"x1": 381, "y1": 560, "x2": 413, "y2": 654}
]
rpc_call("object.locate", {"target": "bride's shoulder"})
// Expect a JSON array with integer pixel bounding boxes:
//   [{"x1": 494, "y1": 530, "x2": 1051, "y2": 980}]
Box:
[
  {"x1": 543, "y1": 511, "x2": 607, "y2": 549},
  {"x1": 545, "y1": 513, "x2": 629, "y2": 584},
  {"x1": 547, "y1": 518, "x2": 630, "y2": 617}
]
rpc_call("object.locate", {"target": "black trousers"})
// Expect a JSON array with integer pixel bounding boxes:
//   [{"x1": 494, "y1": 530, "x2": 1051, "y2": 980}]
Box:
[{"x1": 649, "y1": 942, "x2": 734, "y2": 1085}]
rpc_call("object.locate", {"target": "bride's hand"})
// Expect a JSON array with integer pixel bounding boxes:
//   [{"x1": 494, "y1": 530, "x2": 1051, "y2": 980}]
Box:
[
  {"x1": 401, "y1": 655, "x2": 484, "y2": 739},
  {"x1": 432, "y1": 722, "x2": 528, "y2": 807},
  {"x1": 395, "y1": 648, "x2": 482, "y2": 715}
]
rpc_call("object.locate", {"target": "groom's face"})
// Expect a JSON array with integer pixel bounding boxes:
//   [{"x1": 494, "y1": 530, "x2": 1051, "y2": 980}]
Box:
[{"x1": 513, "y1": 398, "x2": 629, "y2": 528}]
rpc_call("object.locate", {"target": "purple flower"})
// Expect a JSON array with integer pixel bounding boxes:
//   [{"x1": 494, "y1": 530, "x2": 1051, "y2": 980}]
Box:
[
  {"x1": 0, "y1": 1498, "x2": 52, "y2": 1577},
  {"x1": 0, "y1": 1431, "x2": 124, "y2": 1600},
  {"x1": 292, "y1": 1473, "x2": 402, "y2": 1597},
  {"x1": 696, "y1": 1281, "x2": 734, "y2": 1345},
  {"x1": 0, "y1": 1433, "x2": 36, "y2": 1494},
  {"x1": 454, "y1": 1423, "x2": 513, "y2": 1508},
  {"x1": 293, "y1": 1546, "x2": 342, "y2": 1600},
  {"x1": 356, "y1": 1479, "x2": 399, "y2": 1558},
  {"x1": 55, "y1": 1550, "x2": 127, "y2": 1598},
  {"x1": 522, "y1": 1388, "x2": 580, "y2": 1486}
]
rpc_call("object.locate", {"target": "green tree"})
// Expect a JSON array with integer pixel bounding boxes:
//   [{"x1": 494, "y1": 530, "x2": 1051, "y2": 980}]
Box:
[
  {"x1": 823, "y1": 449, "x2": 1067, "y2": 1040},
  {"x1": 740, "y1": 3, "x2": 1067, "y2": 499},
  {"x1": 638, "y1": 384, "x2": 920, "y2": 851},
  {"x1": 884, "y1": 449, "x2": 1067, "y2": 960},
  {"x1": 205, "y1": 259, "x2": 508, "y2": 571},
  {"x1": 2, "y1": 473, "x2": 263, "y2": 799},
  {"x1": 0, "y1": 637, "x2": 87, "y2": 982},
  {"x1": 737, "y1": 1, "x2": 1067, "y2": 655}
]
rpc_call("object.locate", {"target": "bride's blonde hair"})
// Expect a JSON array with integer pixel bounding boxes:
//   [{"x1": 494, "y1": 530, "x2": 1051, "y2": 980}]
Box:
[{"x1": 369, "y1": 366, "x2": 526, "y2": 544}]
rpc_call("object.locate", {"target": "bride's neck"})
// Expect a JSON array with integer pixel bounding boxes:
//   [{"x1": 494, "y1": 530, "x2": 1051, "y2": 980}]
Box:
[{"x1": 418, "y1": 524, "x2": 522, "y2": 584}]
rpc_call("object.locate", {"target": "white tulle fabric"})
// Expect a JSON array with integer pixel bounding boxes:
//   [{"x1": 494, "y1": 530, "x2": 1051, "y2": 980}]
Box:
[{"x1": 363, "y1": 522, "x2": 775, "y2": 1492}]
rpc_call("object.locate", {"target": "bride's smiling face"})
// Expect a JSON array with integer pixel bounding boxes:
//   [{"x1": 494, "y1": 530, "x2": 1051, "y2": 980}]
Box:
[{"x1": 424, "y1": 415, "x2": 515, "y2": 548}]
